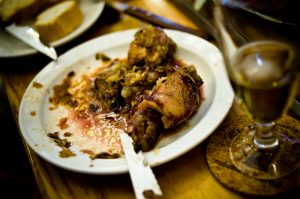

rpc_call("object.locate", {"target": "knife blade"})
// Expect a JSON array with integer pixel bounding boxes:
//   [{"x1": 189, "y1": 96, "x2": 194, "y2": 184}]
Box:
[
  {"x1": 119, "y1": 131, "x2": 162, "y2": 199},
  {"x1": 5, "y1": 23, "x2": 57, "y2": 60},
  {"x1": 108, "y1": 1, "x2": 210, "y2": 39}
]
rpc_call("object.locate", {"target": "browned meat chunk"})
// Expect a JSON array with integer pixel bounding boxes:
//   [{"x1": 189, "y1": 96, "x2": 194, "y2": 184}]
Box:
[
  {"x1": 129, "y1": 108, "x2": 164, "y2": 152},
  {"x1": 122, "y1": 26, "x2": 177, "y2": 105},
  {"x1": 130, "y1": 65, "x2": 203, "y2": 151},
  {"x1": 93, "y1": 60, "x2": 127, "y2": 112},
  {"x1": 127, "y1": 26, "x2": 177, "y2": 67}
]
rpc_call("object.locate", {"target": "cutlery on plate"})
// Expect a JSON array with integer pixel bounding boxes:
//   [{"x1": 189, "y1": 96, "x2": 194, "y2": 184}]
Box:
[
  {"x1": 119, "y1": 131, "x2": 162, "y2": 199},
  {"x1": 107, "y1": 1, "x2": 211, "y2": 39},
  {"x1": 4, "y1": 23, "x2": 58, "y2": 60}
]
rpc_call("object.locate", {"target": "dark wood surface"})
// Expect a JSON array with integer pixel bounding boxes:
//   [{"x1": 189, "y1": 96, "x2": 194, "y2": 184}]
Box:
[{"x1": 1, "y1": 1, "x2": 299, "y2": 198}]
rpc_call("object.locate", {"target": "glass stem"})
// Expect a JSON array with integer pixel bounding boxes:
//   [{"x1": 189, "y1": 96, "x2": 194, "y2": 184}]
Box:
[{"x1": 253, "y1": 122, "x2": 279, "y2": 151}]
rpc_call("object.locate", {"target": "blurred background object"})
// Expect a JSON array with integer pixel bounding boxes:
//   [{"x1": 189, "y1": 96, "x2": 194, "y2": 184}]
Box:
[{"x1": 172, "y1": 0, "x2": 300, "y2": 118}]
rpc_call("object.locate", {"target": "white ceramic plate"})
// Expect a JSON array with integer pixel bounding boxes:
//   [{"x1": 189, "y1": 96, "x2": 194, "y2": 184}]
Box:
[
  {"x1": 0, "y1": 0, "x2": 105, "y2": 58},
  {"x1": 19, "y1": 29, "x2": 234, "y2": 174}
]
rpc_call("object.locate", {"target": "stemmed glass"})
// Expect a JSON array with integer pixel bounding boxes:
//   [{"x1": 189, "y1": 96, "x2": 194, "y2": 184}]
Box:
[{"x1": 213, "y1": 0, "x2": 300, "y2": 179}]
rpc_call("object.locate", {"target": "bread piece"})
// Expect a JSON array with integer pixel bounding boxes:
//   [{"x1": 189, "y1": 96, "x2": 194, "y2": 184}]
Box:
[
  {"x1": 34, "y1": 0, "x2": 83, "y2": 43},
  {"x1": 0, "y1": 0, "x2": 40, "y2": 21},
  {"x1": 0, "y1": 0, "x2": 69, "y2": 22}
]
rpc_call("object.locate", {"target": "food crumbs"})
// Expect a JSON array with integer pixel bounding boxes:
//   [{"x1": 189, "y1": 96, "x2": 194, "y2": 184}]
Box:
[
  {"x1": 30, "y1": 111, "x2": 36, "y2": 116},
  {"x1": 95, "y1": 53, "x2": 111, "y2": 61},
  {"x1": 48, "y1": 132, "x2": 75, "y2": 158},
  {"x1": 81, "y1": 149, "x2": 94, "y2": 155},
  {"x1": 32, "y1": 81, "x2": 43, "y2": 88},
  {"x1": 90, "y1": 152, "x2": 121, "y2": 160},
  {"x1": 58, "y1": 117, "x2": 69, "y2": 129},
  {"x1": 59, "y1": 148, "x2": 76, "y2": 158},
  {"x1": 47, "y1": 132, "x2": 71, "y2": 148},
  {"x1": 64, "y1": 132, "x2": 72, "y2": 137},
  {"x1": 48, "y1": 71, "x2": 78, "y2": 109},
  {"x1": 47, "y1": 132, "x2": 60, "y2": 139}
]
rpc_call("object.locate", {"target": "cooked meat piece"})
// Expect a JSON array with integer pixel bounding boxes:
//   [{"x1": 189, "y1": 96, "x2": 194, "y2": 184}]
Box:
[
  {"x1": 93, "y1": 77, "x2": 124, "y2": 112},
  {"x1": 121, "y1": 65, "x2": 167, "y2": 106},
  {"x1": 93, "y1": 60, "x2": 126, "y2": 111},
  {"x1": 130, "y1": 65, "x2": 203, "y2": 151},
  {"x1": 139, "y1": 66, "x2": 203, "y2": 128},
  {"x1": 127, "y1": 26, "x2": 177, "y2": 67},
  {"x1": 129, "y1": 109, "x2": 164, "y2": 152},
  {"x1": 122, "y1": 26, "x2": 177, "y2": 105}
]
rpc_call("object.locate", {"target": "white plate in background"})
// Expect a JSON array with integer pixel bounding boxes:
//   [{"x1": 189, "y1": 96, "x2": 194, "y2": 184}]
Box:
[{"x1": 0, "y1": 0, "x2": 105, "y2": 58}]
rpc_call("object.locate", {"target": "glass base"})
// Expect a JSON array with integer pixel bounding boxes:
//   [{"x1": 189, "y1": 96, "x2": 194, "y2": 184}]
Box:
[{"x1": 229, "y1": 124, "x2": 300, "y2": 179}]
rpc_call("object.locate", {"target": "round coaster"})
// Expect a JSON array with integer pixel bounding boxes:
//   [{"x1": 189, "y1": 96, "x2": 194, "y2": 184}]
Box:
[{"x1": 206, "y1": 113, "x2": 300, "y2": 196}]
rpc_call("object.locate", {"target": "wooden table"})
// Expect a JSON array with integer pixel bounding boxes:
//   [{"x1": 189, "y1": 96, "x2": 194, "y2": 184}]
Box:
[{"x1": 1, "y1": 0, "x2": 299, "y2": 198}]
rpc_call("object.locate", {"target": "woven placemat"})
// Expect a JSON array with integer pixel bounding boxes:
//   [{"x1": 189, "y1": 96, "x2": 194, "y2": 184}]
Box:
[{"x1": 206, "y1": 113, "x2": 300, "y2": 196}]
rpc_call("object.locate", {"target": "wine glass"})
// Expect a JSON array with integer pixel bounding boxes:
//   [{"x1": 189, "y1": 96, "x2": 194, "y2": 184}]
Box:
[{"x1": 213, "y1": 0, "x2": 300, "y2": 179}]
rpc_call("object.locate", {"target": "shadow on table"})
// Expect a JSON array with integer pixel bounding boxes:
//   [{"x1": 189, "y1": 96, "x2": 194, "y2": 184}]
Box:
[{"x1": 0, "y1": 79, "x2": 41, "y2": 198}]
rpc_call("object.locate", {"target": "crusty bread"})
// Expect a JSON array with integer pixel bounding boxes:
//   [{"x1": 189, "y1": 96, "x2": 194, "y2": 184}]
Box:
[
  {"x1": 0, "y1": 0, "x2": 39, "y2": 21},
  {"x1": 34, "y1": 0, "x2": 83, "y2": 43},
  {"x1": 0, "y1": 0, "x2": 68, "y2": 22}
]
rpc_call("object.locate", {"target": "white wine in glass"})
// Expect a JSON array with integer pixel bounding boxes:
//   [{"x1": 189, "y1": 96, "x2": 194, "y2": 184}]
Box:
[{"x1": 230, "y1": 41, "x2": 299, "y2": 179}]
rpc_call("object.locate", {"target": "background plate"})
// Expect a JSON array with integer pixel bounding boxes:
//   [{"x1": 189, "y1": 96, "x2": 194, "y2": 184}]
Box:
[
  {"x1": 0, "y1": 0, "x2": 105, "y2": 58},
  {"x1": 19, "y1": 29, "x2": 234, "y2": 174}
]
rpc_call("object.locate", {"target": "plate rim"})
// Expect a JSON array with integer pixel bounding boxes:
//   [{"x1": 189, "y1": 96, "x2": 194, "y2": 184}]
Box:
[{"x1": 18, "y1": 28, "x2": 234, "y2": 174}]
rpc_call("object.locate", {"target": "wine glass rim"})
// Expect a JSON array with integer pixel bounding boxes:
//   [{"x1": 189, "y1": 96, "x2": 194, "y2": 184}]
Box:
[
  {"x1": 234, "y1": 40, "x2": 295, "y2": 62},
  {"x1": 231, "y1": 40, "x2": 296, "y2": 84}
]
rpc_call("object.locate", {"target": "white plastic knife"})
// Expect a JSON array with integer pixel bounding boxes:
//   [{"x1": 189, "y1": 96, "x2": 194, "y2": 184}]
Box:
[
  {"x1": 119, "y1": 131, "x2": 162, "y2": 199},
  {"x1": 5, "y1": 23, "x2": 57, "y2": 60}
]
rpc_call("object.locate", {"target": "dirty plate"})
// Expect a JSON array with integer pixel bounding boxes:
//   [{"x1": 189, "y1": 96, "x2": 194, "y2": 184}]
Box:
[{"x1": 19, "y1": 29, "x2": 234, "y2": 174}]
